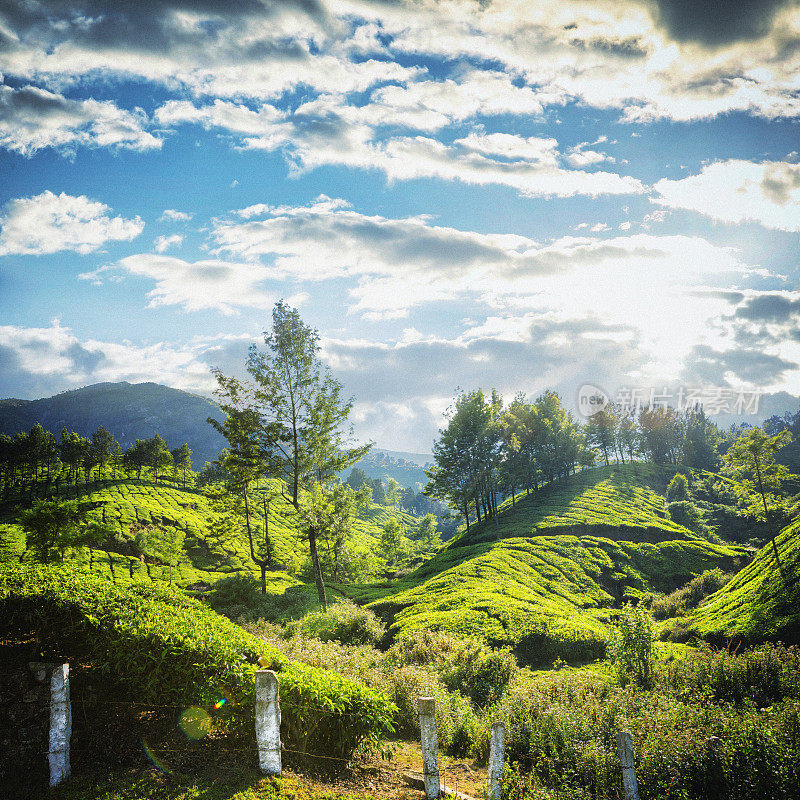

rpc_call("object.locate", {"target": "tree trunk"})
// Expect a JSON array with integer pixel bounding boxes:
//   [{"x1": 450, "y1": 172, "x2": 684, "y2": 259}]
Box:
[
  {"x1": 754, "y1": 457, "x2": 786, "y2": 581},
  {"x1": 308, "y1": 525, "x2": 328, "y2": 610}
]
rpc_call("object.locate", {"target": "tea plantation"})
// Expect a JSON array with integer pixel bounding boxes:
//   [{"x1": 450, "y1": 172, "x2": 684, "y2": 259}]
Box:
[
  {"x1": 0, "y1": 474, "x2": 417, "y2": 596},
  {"x1": 338, "y1": 465, "x2": 751, "y2": 661},
  {"x1": 692, "y1": 504, "x2": 800, "y2": 643}
]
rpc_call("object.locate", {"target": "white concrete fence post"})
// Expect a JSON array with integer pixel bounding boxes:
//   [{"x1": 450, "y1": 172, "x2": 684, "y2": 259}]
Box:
[
  {"x1": 255, "y1": 669, "x2": 281, "y2": 776},
  {"x1": 616, "y1": 730, "x2": 640, "y2": 800},
  {"x1": 48, "y1": 663, "x2": 71, "y2": 787},
  {"x1": 418, "y1": 697, "x2": 440, "y2": 800},
  {"x1": 487, "y1": 720, "x2": 506, "y2": 800}
]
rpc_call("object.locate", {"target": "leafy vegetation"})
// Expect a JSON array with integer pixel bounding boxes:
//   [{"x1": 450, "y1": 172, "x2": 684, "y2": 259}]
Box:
[
  {"x1": 692, "y1": 506, "x2": 800, "y2": 643},
  {"x1": 0, "y1": 563, "x2": 395, "y2": 759}
]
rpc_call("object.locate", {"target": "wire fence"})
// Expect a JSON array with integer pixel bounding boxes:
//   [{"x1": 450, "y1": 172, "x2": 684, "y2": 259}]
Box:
[{"x1": 64, "y1": 693, "x2": 484, "y2": 800}]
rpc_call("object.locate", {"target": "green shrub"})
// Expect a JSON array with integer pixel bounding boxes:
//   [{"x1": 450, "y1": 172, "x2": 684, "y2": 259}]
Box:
[
  {"x1": 286, "y1": 600, "x2": 386, "y2": 646},
  {"x1": 609, "y1": 604, "x2": 655, "y2": 688},
  {"x1": 207, "y1": 574, "x2": 275, "y2": 621},
  {"x1": 652, "y1": 568, "x2": 732, "y2": 620},
  {"x1": 496, "y1": 666, "x2": 800, "y2": 800},
  {"x1": 667, "y1": 642, "x2": 800, "y2": 706},
  {"x1": 0, "y1": 564, "x2": 395, "y2": 760},
  {"x1": 667, "y1": 500, "x2": 704, "y2": 533},
  {"x1": 666, "y1": 472, "x2": 690, "y2": 502}
]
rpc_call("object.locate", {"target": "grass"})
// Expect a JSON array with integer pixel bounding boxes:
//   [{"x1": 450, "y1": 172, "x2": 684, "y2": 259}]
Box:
[
  {"x1": 50, "y1": 771, "x2": 384, "y2": 800},
  {"x1": 692, "y1": 503, "x2": 800, "y2": 643}
]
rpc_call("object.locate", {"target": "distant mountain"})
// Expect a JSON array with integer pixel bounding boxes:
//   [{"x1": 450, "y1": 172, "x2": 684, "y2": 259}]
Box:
[
  {"x1": 0, "y1": 382, "x2": 226, "y2": 468},
  {"x1": 348, "y1": 448, "x2": 433, "y2": 489}
]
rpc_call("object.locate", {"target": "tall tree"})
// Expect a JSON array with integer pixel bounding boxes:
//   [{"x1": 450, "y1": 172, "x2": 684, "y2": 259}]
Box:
[
  {"x1": 585, "y1": 406, "x2": 618, "y2": 466},
  {"x1": 90, "y1": 426, "x2": 118, "y2": 479},
  {"x1": 171, "y1": 443, "x2": 193, "y2": 488},
  {"x1": 680, "y1": 409, "x2": 722, "y2": 471},
  {"x1": 20, "y1": 500, "x2": 109, "y2": 562},
  {"x1": 722, "y1": 427, "x2": 794, "y2": 578},
  {"x1": 211, "y1": 301, "x2": 368, "y2": 609},
  {"x1": 146, "y1": 434, "x2": 173, "y2": 480}
]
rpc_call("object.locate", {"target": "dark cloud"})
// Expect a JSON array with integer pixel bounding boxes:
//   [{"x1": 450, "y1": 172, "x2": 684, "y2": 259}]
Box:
[
  {"x1": 66, "y1": 342, "x2": 105, "y2": 374},
  {"x1": 646, "y1": 0, "x2": 797, "y2": 47},
  {"x1": 735, "y1": 294, "x2": 800, "y2": 322},
  {"x1": 682, "y1": 344, "x2": 797, "y2": 385},
  {"x1": 0, "y1": 0, "x2": 327, "y2": 60}
]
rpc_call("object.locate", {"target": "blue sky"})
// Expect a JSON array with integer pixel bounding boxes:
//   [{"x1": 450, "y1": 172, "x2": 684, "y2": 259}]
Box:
[{"x1": 1, "y1": 0, "x2": 799, "y2": 451}]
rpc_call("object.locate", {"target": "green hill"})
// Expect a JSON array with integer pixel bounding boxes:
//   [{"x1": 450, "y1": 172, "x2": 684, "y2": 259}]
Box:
[
  {"x1": 457, "y1": 464, "x2": 695, "y2": 546},
  {"x1": 0, "y1": 473, "x2": 419, "y2": 603},
  {"x1": 692, "y1": 506, "x2": 800, "y2": 643},
  {"x1": 344, "y1": 465, "x2": 750, "y2": 662},
  {"x1": 0, "y1": 381, "x2": 227, "y2": 467}
]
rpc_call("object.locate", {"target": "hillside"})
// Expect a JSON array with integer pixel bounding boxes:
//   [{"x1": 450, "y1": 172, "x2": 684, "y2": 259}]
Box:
[
  {"x1": 0, "y1": 473, "x2": 420, "y2": 604},
  {"x1": 692, "y1": 505, "x2": 800, "y2": 643},
  {"x1": 345, "y1": 465, "x2": 750, "y2": 662},
  {"x1": 0, "y1": 382, "x2": 227, "y2": 467}
]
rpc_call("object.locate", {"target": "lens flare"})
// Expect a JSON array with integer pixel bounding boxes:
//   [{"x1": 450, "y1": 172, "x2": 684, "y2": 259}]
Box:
[
  {"x1": 214, "y1": 698, "x2": 227, "y2": 709},
  {"x1": 142, "y1": 739, "x2": 172, "y2": 774},
  {"x1": 178, "y1": 706, "x2": 212, "y2": 740}
]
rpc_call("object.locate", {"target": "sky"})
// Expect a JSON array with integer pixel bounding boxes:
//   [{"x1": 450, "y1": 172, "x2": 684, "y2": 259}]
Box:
[{"x1": 1, "y1": 0, "x2": 799, "y2": 452}]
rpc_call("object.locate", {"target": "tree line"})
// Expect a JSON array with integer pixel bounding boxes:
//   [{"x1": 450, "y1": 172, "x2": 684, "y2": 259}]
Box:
[
  {"x1": 0, "y1": 422, "x2": 193, "y2": 495},
  {"x1": 424, "y1": 389, "x2": 746, "y2": 529}
]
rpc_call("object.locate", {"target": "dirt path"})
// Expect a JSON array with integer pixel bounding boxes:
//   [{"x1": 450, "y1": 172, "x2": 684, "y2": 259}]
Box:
[{"x1": 293, "y1": 739, "x2": 487, "y2": 800}]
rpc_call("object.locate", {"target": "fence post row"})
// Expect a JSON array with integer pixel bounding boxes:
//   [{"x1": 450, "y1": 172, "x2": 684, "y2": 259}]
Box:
[
  {"x1": 255, "y1": 669, "x2": 281, "y2": 777},
  {"x1": 487, "y1": 720, "x2": 505, "y2": 800},
  {"x1": 49, "y1": 663, "x2": 71, "y2": 787},
  {"x1": 616, "y1": 730, "x2": 640, "y2": 800},
  {"x1": 418, "y1": 697, "x2": 440, "y2": 800}
]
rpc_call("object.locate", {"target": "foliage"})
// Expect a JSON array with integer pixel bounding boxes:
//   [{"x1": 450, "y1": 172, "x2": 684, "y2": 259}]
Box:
[
  {"x1": 692, "y1": 505, "x2": 800, "y2": 643},
  {"x1": 496, "y1": 664, "x2": 800, "y2": 800},
  {"x1": 20, "y1": 499, "x2": 110, "y2": 562},
  {"x1": 285, "y1": 600, "x2": 386, "y2": 646},
  {"x1": 0, "y1": 563, "x2": 395, "y2": 759},
  {"x1": 667, "y1": 499, "x2": 705, "y2": 534},
  {"x1": 666, "y1": 642, "x2": 800, "y2": 706},
  {"x1": 651, "y1": 568, "x2": 733, "y2": 620},
  {"x1": 666, "y1": 471, "x2": 689, "y2": 501},
  {"x1": 722, "y1": 426, "x2": 794, "y2": 576},
  {"x1": 209, "y1": 574, "x2": 316, "y2": 623},
  {"x1": 609, "y1": 604, "x2": 656, "y2": 688}
]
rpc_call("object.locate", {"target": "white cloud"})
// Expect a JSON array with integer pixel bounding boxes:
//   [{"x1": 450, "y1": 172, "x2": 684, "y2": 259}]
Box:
[
  {"x1": 209, "y1": 197, "x2": 750, "y2": 380},
  {"x1": 0, "y1": 191, "x2": 144, "y2": 256},
  {"x1": 160, "y1": 209, "x2": 193, "y2": 222},
  {"x1": 81, "y1": 254, "x2": 276, "y2": 315},
  {"x1": 0, "y1": 320, "x2": 218, "y2": 398},
  {"x1": 153, "y1": 234, "x2": 183, "y2": 253},
  {"x1": 653, "y1": 159, "x2": 800, "y2": 231},
  {"x1": 0, "y1": 85, "x2": 160, "y2": 156}
]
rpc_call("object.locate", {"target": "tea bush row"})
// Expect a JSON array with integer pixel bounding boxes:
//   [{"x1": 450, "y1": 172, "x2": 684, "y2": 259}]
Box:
[{"x1": 0, "y1": 563, "x2": 395, "y2": 759}]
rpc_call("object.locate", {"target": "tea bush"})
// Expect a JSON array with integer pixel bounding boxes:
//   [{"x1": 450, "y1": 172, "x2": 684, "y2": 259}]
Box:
[
  {"x1": 652, "y1": 568, "x2": 733, "y2": 620},
  {"x1": 666, "y1": 642, "x2": 800, "y2": 706},
  {"x1": 666, "y1": 472, "x2": 690, "y2": 501},
  {"x1": 285, "y1": 600, "x2": 386, "y2": 646},
  {"x1": 0, "y1": 563, "x2": 395, "y2": 759}
]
